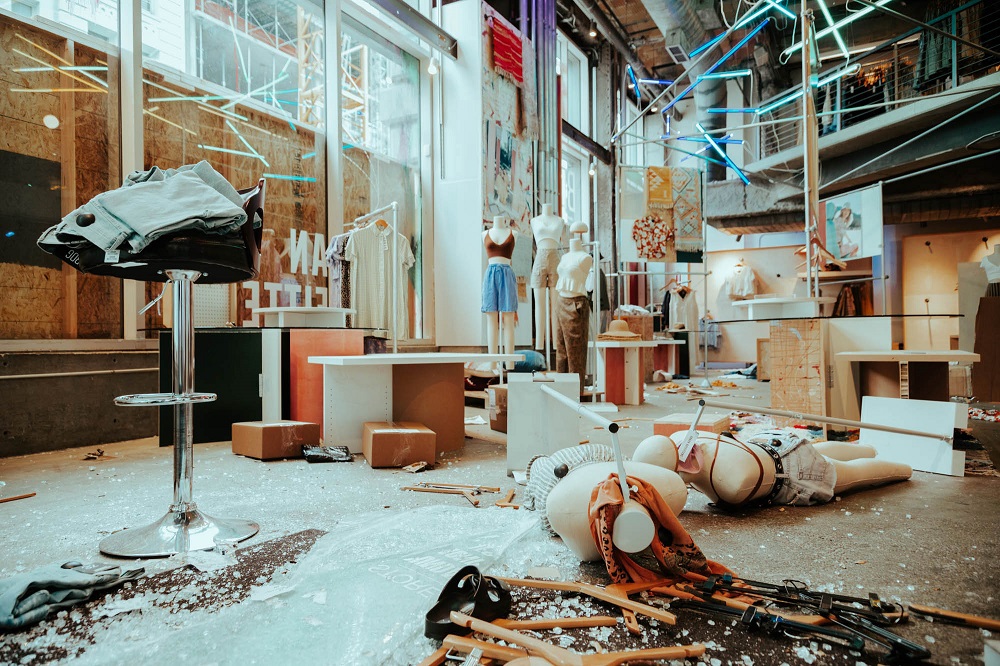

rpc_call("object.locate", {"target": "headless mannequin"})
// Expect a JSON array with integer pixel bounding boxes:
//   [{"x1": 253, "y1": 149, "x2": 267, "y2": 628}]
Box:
[
  {"x1": 982, "y1": 244, "x2": 1000, "y2": 284},
  {"x1": 483, "y1": 216, "x2": 517, "y2": 369},
  {"x1": 546, "y1": 455, "x2": 687, "y2": 562},
  {"x1": 632, "y1": 430, "x2": 912, "y2": 507},
  {"x1": 530, "y1": 203, "x2": 567, "y2": 352},
  {"x1": 554, "y1": 233, "x2": 594, "y2": 393}
]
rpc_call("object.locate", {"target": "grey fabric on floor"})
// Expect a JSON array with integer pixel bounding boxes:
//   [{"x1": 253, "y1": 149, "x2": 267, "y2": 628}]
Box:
[{"x1": 0, "y1": 563, "x2": 143, "y2": 631}]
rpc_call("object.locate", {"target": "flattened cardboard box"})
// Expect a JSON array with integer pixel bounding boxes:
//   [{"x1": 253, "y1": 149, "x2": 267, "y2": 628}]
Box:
[
  {"x1": 363, "y1": 421, "x2": 436, "y2": 468},
  {"x1": 488, "y1": 384, "x2": 508, "y2": 433},
  {"x1": 231, "y1": 421, "x2": 320, "y2": 460}
]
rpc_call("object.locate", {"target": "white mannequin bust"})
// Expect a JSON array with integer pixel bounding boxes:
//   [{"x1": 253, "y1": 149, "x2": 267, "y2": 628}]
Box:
[
  {"x1": 982, "y1": 244, "x2": 1000, "y2": 283},
  {"x1": 556, "y1": 234, "x2": 593, "y2": 299},
  {"x1": 530, "y1": 203, "x2": 566, "y2": 249},
  {"x1": 545, "y1": 458, "x2": 688, "y2": 562}
]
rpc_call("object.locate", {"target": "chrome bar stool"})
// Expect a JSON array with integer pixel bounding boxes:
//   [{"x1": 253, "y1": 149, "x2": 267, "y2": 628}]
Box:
[{"x1": 44, "y1": 178, "x2": 266, "y2": 558}]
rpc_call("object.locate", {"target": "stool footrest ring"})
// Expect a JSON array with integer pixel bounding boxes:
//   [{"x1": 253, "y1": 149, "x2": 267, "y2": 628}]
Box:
[{"x1": 115, "y1": 392, "x2": 217, "y2": 406}]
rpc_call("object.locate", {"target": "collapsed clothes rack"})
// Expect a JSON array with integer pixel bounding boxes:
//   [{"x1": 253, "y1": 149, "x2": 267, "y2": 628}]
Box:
[{"x1": 354, "y1": 202, "x2": 400, "y2": 354}]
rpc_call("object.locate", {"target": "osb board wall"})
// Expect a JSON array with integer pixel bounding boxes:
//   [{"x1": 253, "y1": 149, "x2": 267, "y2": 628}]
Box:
[
  {"x1": 768, "y1": 319, "x2": 826, "y2": 428},
  {"x1": 0, "y1": 18, "x2": 120, "y2": 339},
  {"x1": 138, "y1": 72, "x2": 325, "y2": 329}
]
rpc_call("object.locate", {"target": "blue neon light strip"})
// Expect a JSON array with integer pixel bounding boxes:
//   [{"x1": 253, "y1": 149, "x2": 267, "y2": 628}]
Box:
[
  {"x1": 763, "y1": 0, "x2": 796, "y2": 20},
  {"x1": 262, "y1": 173, "x2": 317, "y2": 183},
  {"x1": 815, "y1": 0, "x2": 849, "y2": 59},
  {"x1": 626, "y1": 64, "x2": 641, "y2": 101},
  {"x1": 638, "y1": 78, "x2": 674, "y2": 85},
  {"x1": 302, "y1": 151, "x2": 316, "y2": 159},
  {"x1": 659, "y1": 138, "x2": 729, "y2": 167},
  {"x1": 678, "y1": 136, "x2": 744, "y2": 145},
  {"x1": 783, "y1": 0, "x2": 892, "y2": 57},
  {"x1": 696, "y1": 122, "x2": 750, "y2": 185},
  {"x1": 689, "y1": 32, "x2": 727, "y2": 58},
  {"x1": 699, "y1": 69, "x2": 752, "y2": 80},
  {"x1": 661, "y1": 18, "x2": 771, "y2": 116},
  {"x1": 708, "y1": 108, "x2": 759, "y2": 113}
]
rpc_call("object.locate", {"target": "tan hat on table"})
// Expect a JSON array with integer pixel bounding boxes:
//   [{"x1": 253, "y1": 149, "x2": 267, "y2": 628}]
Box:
[{"x1": 598, "y1": 318, "x2": 641, "y2": 341}]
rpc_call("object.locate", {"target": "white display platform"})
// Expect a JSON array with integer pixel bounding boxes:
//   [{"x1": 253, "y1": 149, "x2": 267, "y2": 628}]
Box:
[
  {"x1": 309, "y1": 353, "x2": 522, "y2": 453},
  {"x1": 506, "y1": 373, "x2": 579, "y2": 473},
  {"x1": 732, "y1": 296, "x2": 836, "y2": 319},
  {"x1": 253, "y1": 307, "x2": 354, "y2": 328},
  {"x1": 591, "y1": 339, "x2": 684, "y2": 406},
  {"x1": 860, "y1": 396, "x2": 966, "y2": 476}
]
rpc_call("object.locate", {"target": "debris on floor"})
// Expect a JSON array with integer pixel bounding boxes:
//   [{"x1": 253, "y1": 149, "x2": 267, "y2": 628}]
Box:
[
  {"x1": 0, "y1": 492, "x2": 35, "y2": 505},
  {"x1": 301, "y1": 445, "x2": 352, "y2": 463}
]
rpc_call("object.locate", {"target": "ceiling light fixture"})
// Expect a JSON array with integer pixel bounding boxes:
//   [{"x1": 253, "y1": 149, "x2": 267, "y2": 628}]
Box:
[
  {"x1": 427, "y1": 56, "x2": 439, "y2": 76},
  {"x1": 589, "y1": 21, "x2": 597, "y2": 38}
]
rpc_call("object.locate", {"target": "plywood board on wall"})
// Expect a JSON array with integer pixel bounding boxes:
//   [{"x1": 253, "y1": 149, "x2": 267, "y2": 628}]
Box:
[
  {"x1": 769, "y1": 319, "x2": 826, "y2": 428},
  {"x1": 756, "y1": 338, "x2": 770, "y2": 381}
]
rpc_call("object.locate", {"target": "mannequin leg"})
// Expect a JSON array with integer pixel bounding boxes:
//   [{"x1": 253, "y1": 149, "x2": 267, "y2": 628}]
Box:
[
  {"x1": 831, "y1": 458, "x2": 912, "y2": 494},
  {"x1": 554, "y1": 298, "x2": 569, "y2": 374},
  {"x1": 533, "y1": 288, "x2": 546, "y2": 351},
  {"x1": 485, "y1": 311, "x2": 500, "y2": 371},
  {"x1": 814, "y1": 441, "x2": 877, "y2": 461},
  {"x1": 501, "y1": 311, "x2": 515, "y2": 369}
]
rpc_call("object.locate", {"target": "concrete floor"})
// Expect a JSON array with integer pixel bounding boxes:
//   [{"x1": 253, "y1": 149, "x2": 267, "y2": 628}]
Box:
[{"x1": 1, "y1": 374, "x2": 997, "y2": 664}]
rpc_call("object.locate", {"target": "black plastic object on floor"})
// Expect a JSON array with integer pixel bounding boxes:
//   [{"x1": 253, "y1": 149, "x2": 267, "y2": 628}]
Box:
[
  {"x1": 302, "y1": 445, "x2": 352, "y2": 463},
  {"x1": 424, "y1": 566, "x2": 512, "y2": 640}
]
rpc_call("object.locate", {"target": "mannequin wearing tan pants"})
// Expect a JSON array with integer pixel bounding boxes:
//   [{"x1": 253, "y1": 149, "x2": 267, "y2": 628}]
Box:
[{"x1": 554, "y1": 234, "x2": 593, "y2": 394}]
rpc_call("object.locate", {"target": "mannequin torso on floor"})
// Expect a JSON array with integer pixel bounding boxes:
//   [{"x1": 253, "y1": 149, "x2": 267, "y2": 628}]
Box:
[
  {"x1": 482, "y1": 216, "x2": 517, "y2": 370},
  {"x1": 631, "y1": 430, "x2": 912, "y2": 507},
  {"x1": 529, "y1": 203, "x2": 567, "y2": 351}
]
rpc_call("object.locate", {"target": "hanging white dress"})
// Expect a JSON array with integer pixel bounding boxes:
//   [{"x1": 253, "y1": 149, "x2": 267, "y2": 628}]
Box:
[{"x1": 346, "y1": 224, "x2": 415, "y2": 339}]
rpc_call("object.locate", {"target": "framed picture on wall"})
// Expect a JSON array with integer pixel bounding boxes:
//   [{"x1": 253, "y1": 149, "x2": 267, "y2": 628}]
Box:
[{"x1": 820, "y1": 182, "x2": 883, "y2": 261}]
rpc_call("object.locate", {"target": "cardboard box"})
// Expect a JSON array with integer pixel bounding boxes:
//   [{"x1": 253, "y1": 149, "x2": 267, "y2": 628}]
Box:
[
  {"x1": 231, "y1": 421, "x2": 320, "y2": 460},
  {"x1": 653, "y1": 412, "x2": 730, "y2": 438},
  {"x1": 488, "y1": 384, "x2": 508, "y2": 433},
  {"x1": 363, "y1": 421, "x2": 436, "y2": 468}
]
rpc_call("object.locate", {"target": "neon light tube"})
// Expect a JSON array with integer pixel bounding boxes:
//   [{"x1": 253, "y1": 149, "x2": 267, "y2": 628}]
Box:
[
  {"x1": 708, "y1": 108, "x2": 759, "y2": 113},
  {"x1": 815, "y1": 0, "x2": 849, "y2": 59},
  {"x1": 763, "y1": 0, "x2": 796, "y2": 20},
  {"x1": 815, "y1": 63, "x2": 860, "y2": 87},
  {"x1": 678, "y1": 136, "x2": 744, "y2": 145},
  {"x1": 689, "y1": 32, "x2": 727, "y2": 58},
  {"x1": 302, "y1": 152, "x2": 316, "y2": 159},
  {"x1": 638, "y1": 78, "x2": 674, "y2": 85},
  {"x1": 662, "y1": 18, "x2": 771, "y2": 116},
  {"x1": 696, "y1": 122, "x2": 750, "y2": 185},
  {"x1": 262, "y1": 173, "x2": 317, "y2": 183},
  {"x1": 783, "y1": 0, "x2": 892, "y2": 58},
  {"x1": 757, "y1": 89, "x2": 802, "y2": 114},
  {"x1": 198, "y1": 145, "x2": 259, "y2": 158},
  {"x1": 699, "y1": 69, "x2": 752, "y2": 80},
  {"x1": 626, "y1": 64, "x2": 640, "y2": 101}
]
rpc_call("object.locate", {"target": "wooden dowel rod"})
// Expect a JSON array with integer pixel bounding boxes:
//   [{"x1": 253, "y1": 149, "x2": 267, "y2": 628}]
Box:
[{"x1": 0, "y1": 492, "x2": 36, "y2": 504}]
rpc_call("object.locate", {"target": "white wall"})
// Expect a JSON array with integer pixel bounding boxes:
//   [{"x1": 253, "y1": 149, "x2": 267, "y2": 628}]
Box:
[{"x1": 902, "y1": 228, "x2": 1000, "y2": 350}]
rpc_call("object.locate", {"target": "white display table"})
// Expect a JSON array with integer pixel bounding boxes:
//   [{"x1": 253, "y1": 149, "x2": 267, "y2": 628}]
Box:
[
  {"x1": 253, "y1": 307, "x2": 354, "y2": 328},
  {"x1": 308, "y1": 353, "x2": 522, "y2": 454},
  {"x1": 732, "y1": 297, "x2": 836, "y2": 319},
  {"x1": 591, "y1": 339, "x2": 685, "y2": 406}
]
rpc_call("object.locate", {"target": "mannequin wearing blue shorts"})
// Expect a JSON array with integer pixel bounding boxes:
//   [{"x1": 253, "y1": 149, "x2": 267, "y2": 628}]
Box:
[{"x1": 482, "y1": 216, "x2": 518, "y2": 369}]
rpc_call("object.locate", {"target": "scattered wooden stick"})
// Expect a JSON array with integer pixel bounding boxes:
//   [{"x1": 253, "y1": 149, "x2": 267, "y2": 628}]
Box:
[
  {"x1": 413, "y1": 482, "x2": 501, "y2": 493},
  {"x1": 401, "y1": 486, "x2": 480, "y2": 507},
  {"x1": 415, "y1": 646, "x2": 449, "y2": 666},
  {"x1": 495, "y1": 489, "x2": 519, "y2": 509},
  {"x1": 493, "y1": 577, "x2": 677, "y2": 626},
  {"x1": 495, "y1": 616, "x2": 619, "y2": 630},
  {"x1": 0, "y1": 492, "x2": 36, "y2": 504},
  {"x1": 442, "y1": 635, "x2": 528, "y2": 662},
  {"x1": 909, "y1": 603, "x2": 1000, "y2": 631}
]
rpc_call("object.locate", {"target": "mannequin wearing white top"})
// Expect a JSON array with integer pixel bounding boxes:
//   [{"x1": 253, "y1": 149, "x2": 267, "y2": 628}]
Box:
[
  {"x1": 529, "y1": 203, "x2": 567, "y2": 351},
  {"x1": 482, "y1": 216, "x2": 518, "y2": 370},
  {"x1": 554, "y1": 228, "x2": 594, "y2": 393},
  {"x1": 982, "y1": 244, "x2": 1000, "y2": 285}
]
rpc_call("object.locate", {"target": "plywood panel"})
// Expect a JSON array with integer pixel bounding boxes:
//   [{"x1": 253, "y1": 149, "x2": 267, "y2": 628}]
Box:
[{"x1": 769, "y1": 319, "x2": 826, "y2": 428}]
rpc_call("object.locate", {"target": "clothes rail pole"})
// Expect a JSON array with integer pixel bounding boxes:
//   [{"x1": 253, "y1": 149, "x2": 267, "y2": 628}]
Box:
[
  {"x1": 584, "y1": 239, "x2": 600, "y2": 396},
  {"x1": 691, "y1": 398, "x2": 953, "y2": 442},
  {"x1": 539, "y1": 383, "x2": 630, "y2": 501}
]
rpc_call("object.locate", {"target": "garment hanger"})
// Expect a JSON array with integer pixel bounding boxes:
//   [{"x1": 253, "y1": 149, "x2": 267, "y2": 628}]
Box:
[
  {"x1": 659, "y1": 276, "x2": 679, "y2": 292},
  {"x1": 734, "y1": 257, "x2": 744, "y2": 268},
  {"x1": 374, "y1": 218, "x2": 388, "y2": 230}
]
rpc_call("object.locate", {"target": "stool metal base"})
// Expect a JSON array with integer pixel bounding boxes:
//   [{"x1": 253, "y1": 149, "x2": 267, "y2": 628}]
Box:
[{"x1": 99, "y1": 503, "x2": 259, "y2": 558}]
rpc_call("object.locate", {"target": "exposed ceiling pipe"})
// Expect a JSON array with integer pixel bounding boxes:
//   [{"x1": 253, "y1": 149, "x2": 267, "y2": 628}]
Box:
[{"x1": 566, "y1": 0, "x2": 664, "y2": 105}]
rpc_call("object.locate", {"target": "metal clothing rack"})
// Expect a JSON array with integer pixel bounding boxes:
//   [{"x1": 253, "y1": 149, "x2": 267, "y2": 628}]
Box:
[{"x1": 353, "y1": 201, "x2": 400, "y2": 353}]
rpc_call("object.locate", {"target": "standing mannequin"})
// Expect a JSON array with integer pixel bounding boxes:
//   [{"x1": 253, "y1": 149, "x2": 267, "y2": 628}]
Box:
[
  {"x1": 554, "y1": 223, "x2": 593, "y2": 394},
  {"x1": 529, "y1": 203, "x2": 567, "y2": 351},
  {"x1": 632, "y1": 429, "x2": 912, "y2": 507},
  {"x1": 482, "y1": 216, "x2": 518, "y2": 369},
  {"x1": 981, "y1": 244, "x2": 1000, "y2": 296}
]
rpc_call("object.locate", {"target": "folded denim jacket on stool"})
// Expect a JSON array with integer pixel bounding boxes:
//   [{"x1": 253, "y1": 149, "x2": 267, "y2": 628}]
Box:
[{"x1": 37, "y1": 161, "x2": 250, "y2": 255}]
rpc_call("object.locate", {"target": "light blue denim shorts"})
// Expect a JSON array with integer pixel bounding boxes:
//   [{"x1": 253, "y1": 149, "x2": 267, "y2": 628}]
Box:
[
  {"x1": 745, "y1": 429, "x2": 837, "y2": 506},
  {"x1": 482, "y1": 263, "x2": 518, "y2": 313}
]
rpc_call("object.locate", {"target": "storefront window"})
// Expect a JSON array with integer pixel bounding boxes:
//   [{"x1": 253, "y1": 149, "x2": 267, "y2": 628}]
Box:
[
  {"x1": 561, "y1": 146, "x2": 587, "y2": 230},
  {"x1": 341, "y1": 16, "x2": 424, "y2": 339},
  {"x1": 0, "y1": 10, "x2": 122, "y2": 339},
  {"x1": 140, "y1": 0, "x2": 327, "y2": 329}
]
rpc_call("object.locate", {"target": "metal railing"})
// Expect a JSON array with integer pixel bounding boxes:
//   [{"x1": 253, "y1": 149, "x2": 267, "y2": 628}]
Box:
[{"x1": 758, "y1": 0, "x2": 1000, "y2": 159}]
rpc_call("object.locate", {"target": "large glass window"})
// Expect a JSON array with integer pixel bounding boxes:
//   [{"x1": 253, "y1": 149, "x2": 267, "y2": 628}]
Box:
[
  {"x1": 0, "y1": 9, "x2": 122, "y2": 338},
  {"x1": 140, "y1": 0, "x2": 327, "y2": 329},
  {"x1": 341, "y1": 15, "x2": 424, "y2": 339},
  {"x1": 560, "y1": 145, "x2": 588, "y2": 230}
]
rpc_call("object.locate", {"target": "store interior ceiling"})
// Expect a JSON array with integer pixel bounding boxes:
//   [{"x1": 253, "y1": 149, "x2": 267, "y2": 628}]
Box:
[{"x1": 530, "y1": 0, "x2": 1000, "y2": 234}]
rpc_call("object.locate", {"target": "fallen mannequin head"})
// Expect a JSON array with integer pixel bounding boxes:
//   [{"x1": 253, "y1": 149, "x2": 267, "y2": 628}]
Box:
[{"x1": 632, "y1": 429, "x2": 913, "y2": 508}]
